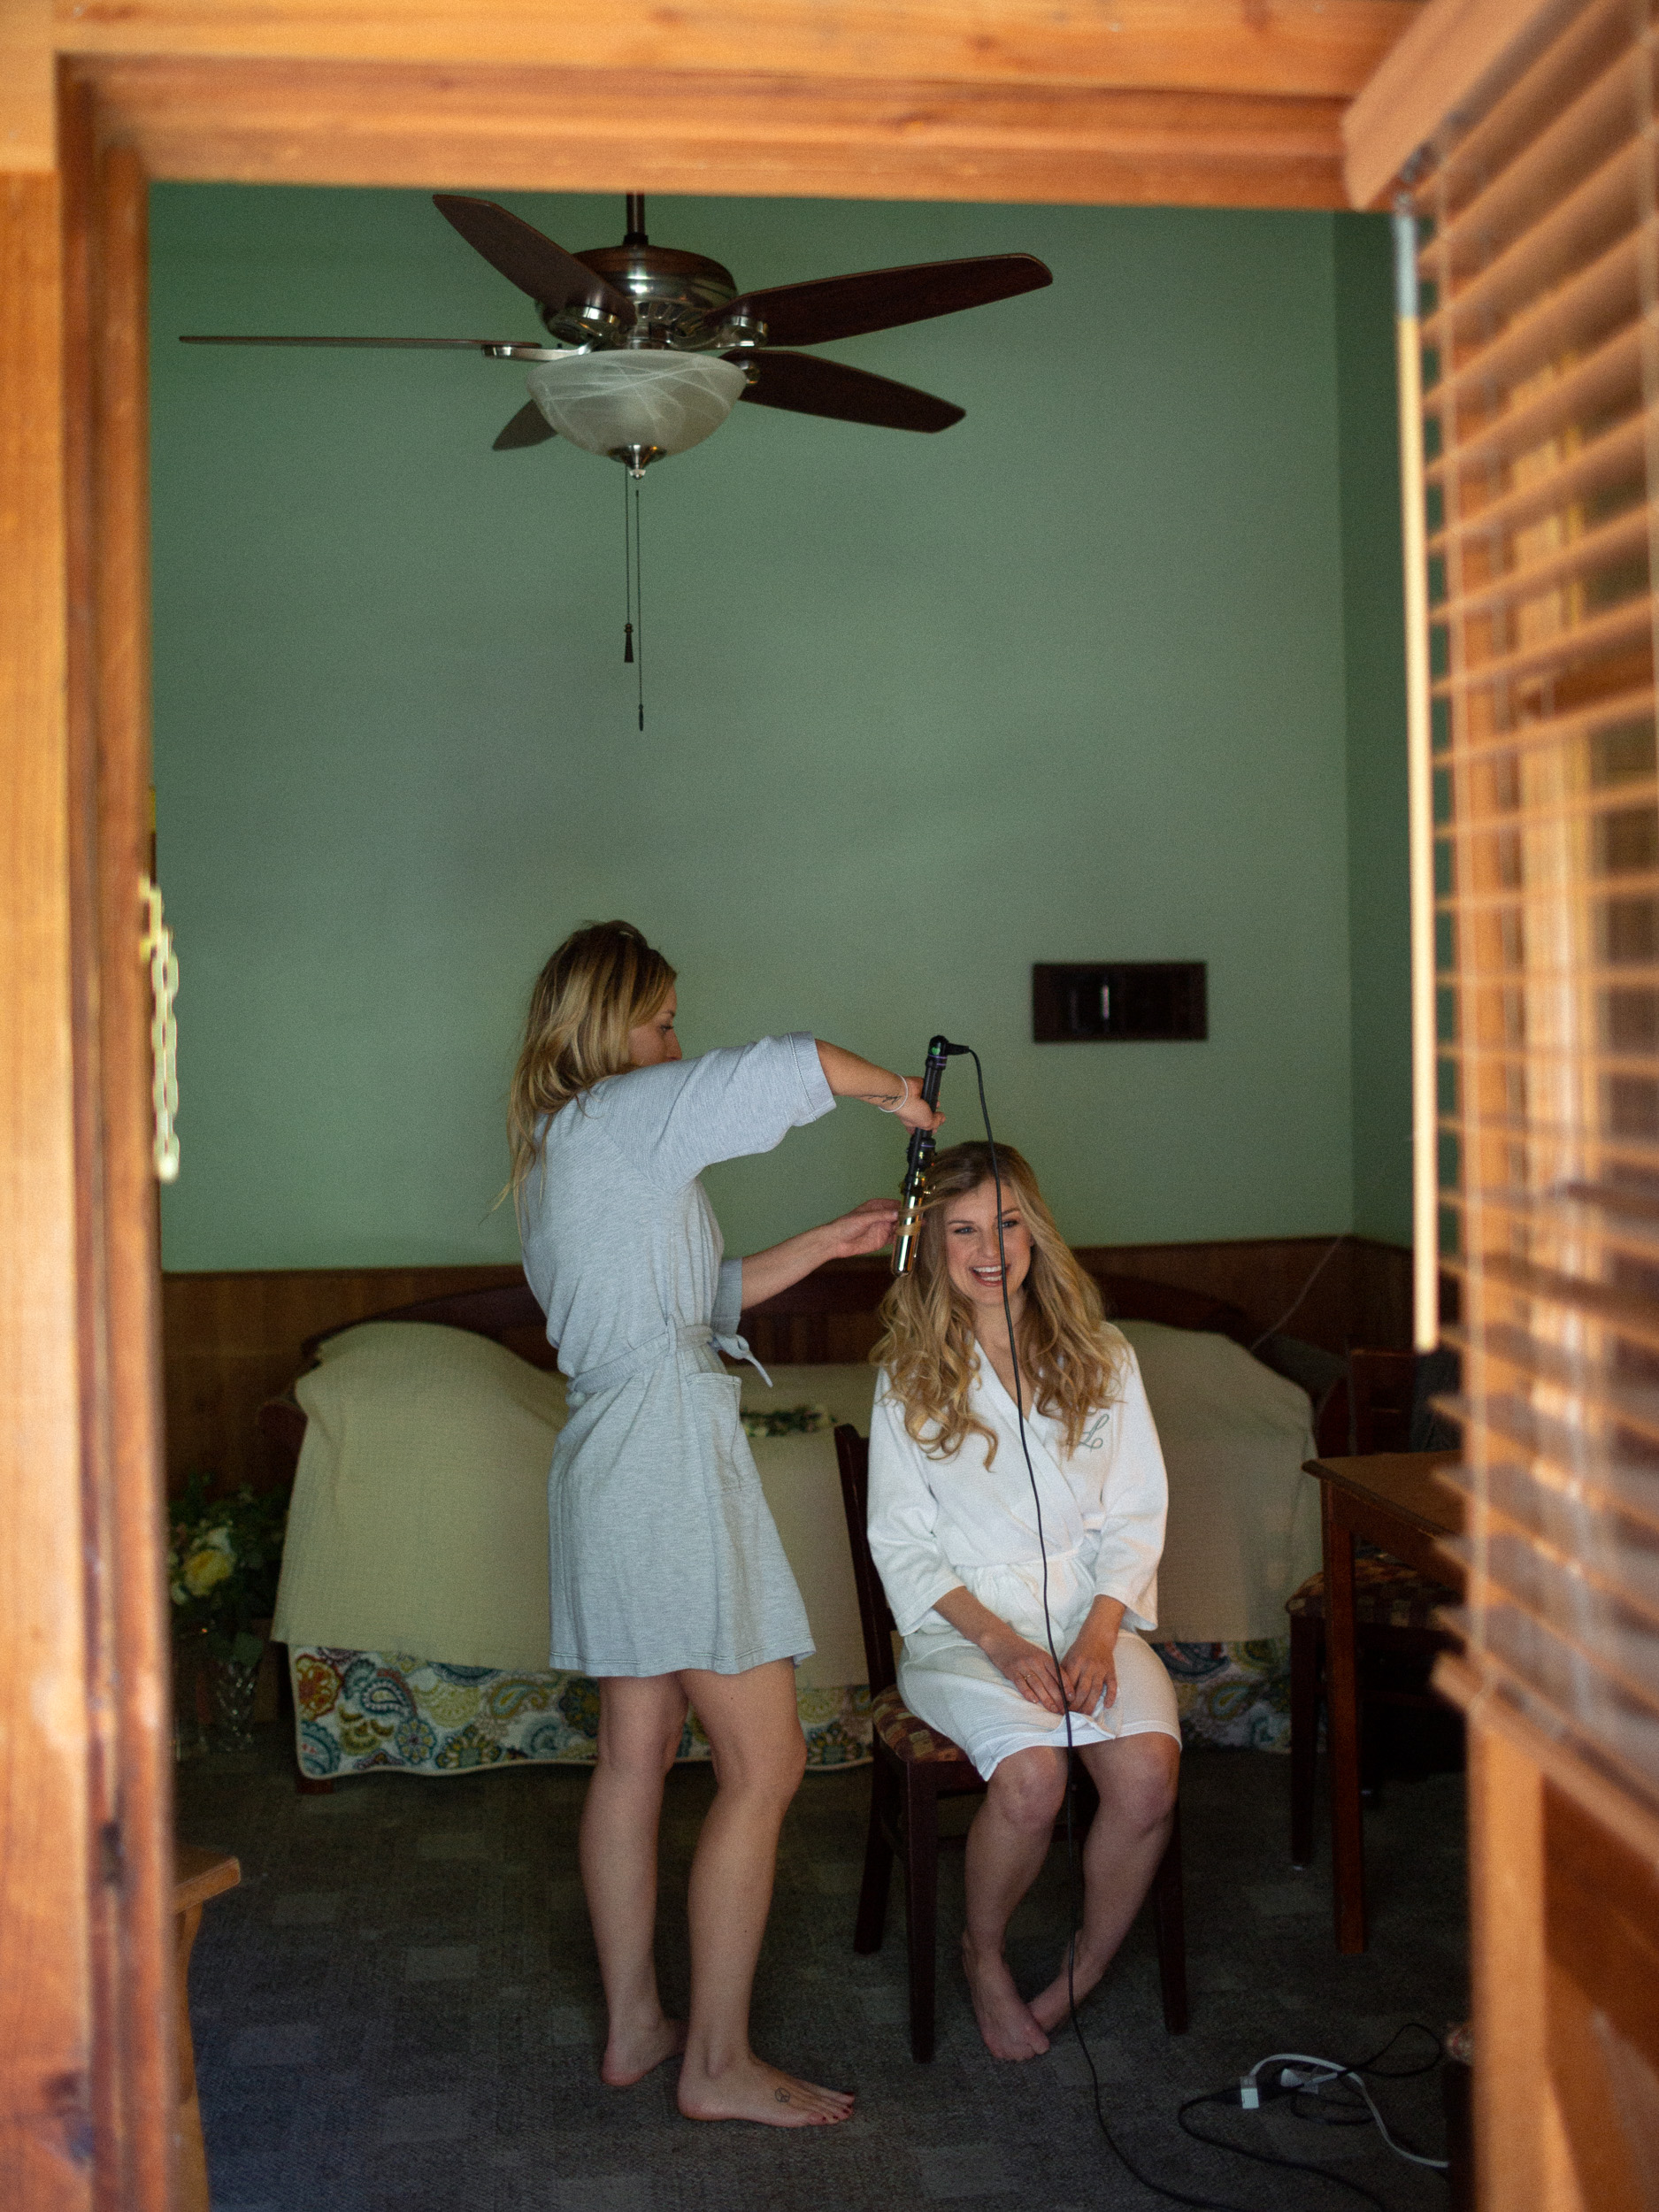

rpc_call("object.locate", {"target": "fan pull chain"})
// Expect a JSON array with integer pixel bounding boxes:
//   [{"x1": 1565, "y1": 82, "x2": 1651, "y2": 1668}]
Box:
[
  {"x1": 634, "y1": 481, "x2": 645, "y2": 733},
  {"x1": 622, "y1": 469, "x2": 634, "y2": 665}
]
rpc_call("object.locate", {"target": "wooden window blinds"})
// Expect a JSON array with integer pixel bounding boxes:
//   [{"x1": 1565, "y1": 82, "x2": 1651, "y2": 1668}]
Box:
[{"x1": 1408, "y1": 0, "x2": 1659, "y2": 1828}]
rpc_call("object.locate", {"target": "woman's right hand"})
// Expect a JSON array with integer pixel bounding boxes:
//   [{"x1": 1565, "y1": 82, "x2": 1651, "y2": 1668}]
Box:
[
  {"x1": 982, "y1": 1624, "x2": 1066, "y2": 1713},
  {"x1": 893, "y1": 1080, "x2": 945, "y2": 1134}
]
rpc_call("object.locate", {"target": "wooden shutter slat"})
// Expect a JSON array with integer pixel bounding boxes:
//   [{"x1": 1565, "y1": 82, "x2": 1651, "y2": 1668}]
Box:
[
  {"x1": 1417, "y1": 0, "x2": 1641, "y2": 230},
  {"x1": 1432, "y1": 500, "x2": 1649, "y2": 629},
  {"x1": 1481, "y1": 1558, "x2": 1659, "y2": 1715},
  {"x1": 1465, "y1": 1627, "x2": 1659, "y2": 1813},
  {"x1": 1477, "y1": 1328, "x2": 1659, "y2": 1449},
  {"x1": 1423, "y1": 318, "x2": 1640, "y2": 494},
  {"x1": 1425, "y1": 61, "x2": 1647, "y2": 343},
  {"x1": 1446, "y1": 769, "x2": 1658, "y2": 836},
  {"x1": 1427, "y1": 221, "x2": 1640, "y2": 431},
  {"x1": 1429, "y1": 407, "x2": 1647, "y2": 549},
  {"x1": 1459, "y1": 1252, "x2": 1659, "y2": 1352},
  {"x1": 1442, "y1": 1123, "x2": 1659, "y2": 1187},
  {"x1": 1482, "y1": 1525, "x2": 1659, "y2": 1651},
  {"x1": 1438, "y1": 1198, "x2": 1659, "y2": 1251},
  {"x1": 1439, "y1": 1046, "x2": 1659, "y2": 1075},
  {"x1": 1437, "y1": 864, "x2": 1659, "y2": 913},
  {"x1": 1448, "y1": 687, "x2": 1655, "y2": 769},
  {"x1": 1446, "y1": 1447, "x2": 1659, "y2": 1548},
  {"x1": 1477, "y1": 1444, "x2": 1659, "y2": 1531},
  {"x1": 1432, "y1": 591, "x2": 1652, "y2": 690}
]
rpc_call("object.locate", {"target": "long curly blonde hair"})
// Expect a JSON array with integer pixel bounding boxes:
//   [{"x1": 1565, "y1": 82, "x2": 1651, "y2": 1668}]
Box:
[
  {"x1": 506, "y1": 919, "x2": 675, "y2": 1204},
  {"x1": 872, "y1": 1141, "x2": 1125, "y2": 1464}
]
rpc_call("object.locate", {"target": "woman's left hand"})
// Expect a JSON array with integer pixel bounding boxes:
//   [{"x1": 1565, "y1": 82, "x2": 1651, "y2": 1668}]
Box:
[
  {"x1": 1061, "y1": 1599, "x2": 1125, "y2": 1716},
  {"x1": 818, "y1": 1198, "x2": 901, "y2": 1259}
]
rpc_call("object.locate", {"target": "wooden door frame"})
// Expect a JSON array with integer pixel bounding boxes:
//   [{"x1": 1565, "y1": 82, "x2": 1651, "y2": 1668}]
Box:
[
  {"x1": 2, "y1": 77, "x2": 173, "y2": 2212},
  {"x1": 0, "y1": 7, "x2": 1432, "y2": 2206}
]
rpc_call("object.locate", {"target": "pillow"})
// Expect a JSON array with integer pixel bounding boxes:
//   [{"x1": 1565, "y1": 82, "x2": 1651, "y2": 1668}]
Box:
[
  {"x1": 273, "y1": 1322, "x2": 567, "y2": 1672},
  {"x1": 273, "y1": 1332, "x2": 877, "y2": 1683},
  {"x1": 1118, "y1": 1322, "x2": 1322, "y2": 1642}
]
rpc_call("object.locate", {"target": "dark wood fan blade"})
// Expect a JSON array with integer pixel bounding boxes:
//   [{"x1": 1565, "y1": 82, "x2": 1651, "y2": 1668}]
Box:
[
  {"x1": 725, "y1": 254, "x2": 1050, "y2": 349},
  {"x1": 179, "y1": 334, "x2": 534, "y2": 349},
  {"x1": 433, "y1": 196, "x2": 632, "y2": 319},
  {"x1": 494, "y1": 401, "x2": 557, "y2": 451},
  {"x1": 732, "y1": 350, "x2": 963, "y2": 433}
]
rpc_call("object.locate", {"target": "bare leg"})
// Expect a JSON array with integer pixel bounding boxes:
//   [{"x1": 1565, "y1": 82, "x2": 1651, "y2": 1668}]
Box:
[
  {"x1": 672, "y1": 1660, "x2": 854, "y2": 2127},
  {"x1": 960, "y1": 1748, "x2": 1068, "y2": 2061},
  {"x1": 1029, "y1": 1732, "x2": 1179, "y2": 2034},
  {"x1": 580, "y1": 1675, "x2": 690, "y2": 2085}
]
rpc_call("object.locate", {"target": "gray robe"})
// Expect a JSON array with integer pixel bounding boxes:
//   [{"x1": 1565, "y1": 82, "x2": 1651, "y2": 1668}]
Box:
[{"x1": 520, "y1": 1033, "x2": 835, "y2": 1676}]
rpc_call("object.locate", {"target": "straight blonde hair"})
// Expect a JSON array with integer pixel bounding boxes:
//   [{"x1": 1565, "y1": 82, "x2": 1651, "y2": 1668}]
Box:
[
  {"x1": 872, "y1": 1141, "x2": 1124, "y2": 1464},
  {"x1": 506, "y1": 920, "x2": 675, "y2": 1203}
]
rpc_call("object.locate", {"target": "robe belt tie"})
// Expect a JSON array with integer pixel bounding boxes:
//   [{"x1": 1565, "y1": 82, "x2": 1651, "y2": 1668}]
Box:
[{"x1": 566, "y1": 1319, "x2": 772, "y2": 1405}]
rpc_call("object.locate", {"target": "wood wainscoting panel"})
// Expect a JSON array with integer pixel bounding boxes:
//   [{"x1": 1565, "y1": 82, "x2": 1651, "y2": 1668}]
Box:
[
  {"x1": 164, "y1": 1235, "x2": 1410, "y2": 1494},
  {"x1": 163, "y1": 1263, "x2": 525, "y2": 1492},
  {"x1": 1076, "y1": 1234, "x2": 1412, "y2": 1358}
]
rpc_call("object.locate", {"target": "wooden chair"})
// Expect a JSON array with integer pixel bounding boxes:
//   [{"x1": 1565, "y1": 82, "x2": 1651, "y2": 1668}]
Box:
[
  {"x1": 1287, "y1": 1348, "x2": 1461, "y2": 1869},
  {"x1": 174, "y1": 1844, "x2": 241, "y2": 2212},
  {"x1": 833, "y1": 1424, "x2": 1187, "y2": 2061}
]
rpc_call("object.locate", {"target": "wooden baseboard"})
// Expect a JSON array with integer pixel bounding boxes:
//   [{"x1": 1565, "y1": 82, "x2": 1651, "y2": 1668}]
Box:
[{"x1": 162, "y1": 1235, "x2": 1409, "y2": 1495}]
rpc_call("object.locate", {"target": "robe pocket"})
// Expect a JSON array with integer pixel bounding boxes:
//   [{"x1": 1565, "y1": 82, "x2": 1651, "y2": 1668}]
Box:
[{"x1": 687, "y1": 1371, "x2": 749, "y2": 1486}]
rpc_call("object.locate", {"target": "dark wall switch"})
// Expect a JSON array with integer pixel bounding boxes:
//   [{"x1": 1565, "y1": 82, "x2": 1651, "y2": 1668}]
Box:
[{"x1": 1033, "y1": 963, "x2": 1207, "y2": 1043}]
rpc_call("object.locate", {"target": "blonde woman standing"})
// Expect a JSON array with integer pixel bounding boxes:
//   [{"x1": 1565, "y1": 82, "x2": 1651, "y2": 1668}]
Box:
[
  {"x1": 867, "y1": 1142, "x2": 1180, "y2": 2063},
  {"x1": 510, "y1": 919, "x2": 940, "y2": 2127}
]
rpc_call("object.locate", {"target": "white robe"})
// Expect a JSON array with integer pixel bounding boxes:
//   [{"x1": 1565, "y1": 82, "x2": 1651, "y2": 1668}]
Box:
[{"x1": 867, "y1": 1338, "x2": 1180, "y2": 1775}]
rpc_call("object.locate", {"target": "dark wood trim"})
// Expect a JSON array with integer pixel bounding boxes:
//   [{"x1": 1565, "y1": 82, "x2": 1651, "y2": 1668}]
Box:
[{"x1": 165, "y1": 1235, "x2": 1411, "y2": 1494}]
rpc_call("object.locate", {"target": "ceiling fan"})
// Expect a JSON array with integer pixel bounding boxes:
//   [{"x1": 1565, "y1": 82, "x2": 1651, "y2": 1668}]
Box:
[{"x1": 181, "y1": 192, "x2": 1055, "y2": 475}]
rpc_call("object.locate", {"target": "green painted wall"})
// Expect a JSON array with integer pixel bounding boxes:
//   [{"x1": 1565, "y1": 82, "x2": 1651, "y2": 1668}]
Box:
[
  {"x1": 151, "y1": 187, "x2": 1393, "y2": 1272},
  {"x1": 1334, "y1": 213, "x2": 1412, "y2": 1244}
]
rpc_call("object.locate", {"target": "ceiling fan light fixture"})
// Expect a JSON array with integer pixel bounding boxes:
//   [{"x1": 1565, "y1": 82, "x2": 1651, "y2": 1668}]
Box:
[{"x1": 524, "y1": 351, "x2": 748, "y2": 465}]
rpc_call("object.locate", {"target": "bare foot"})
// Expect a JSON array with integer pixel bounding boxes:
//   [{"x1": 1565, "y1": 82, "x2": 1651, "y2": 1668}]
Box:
[
  {"x1": 677, "y1": 2051, "x2": 855, "y2": 2127},
  {"x1": 601, "y1": 2014, "x2": 687, "y2": 2086},
  {"x1": 1028, "y1": 1941, "x2": 1111, "y2": 2036},
  {"x1": 961, "y1": 1933, "x2": 1050, "y2": 2061}
]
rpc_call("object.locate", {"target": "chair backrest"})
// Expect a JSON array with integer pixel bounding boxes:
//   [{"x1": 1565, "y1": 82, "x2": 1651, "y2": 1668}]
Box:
[
  {"x1": 1348, "y1": 1347, "x2": 1418, "y2": 1454},
  {"x1": 833, "y1": 1424, "x2": 899, "y2": 1696}
]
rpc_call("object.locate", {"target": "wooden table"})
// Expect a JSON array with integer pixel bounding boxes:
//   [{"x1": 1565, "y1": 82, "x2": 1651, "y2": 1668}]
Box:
[{"x1": 1301, "y1": 1451, "x2": 1464, "y2": 1954}]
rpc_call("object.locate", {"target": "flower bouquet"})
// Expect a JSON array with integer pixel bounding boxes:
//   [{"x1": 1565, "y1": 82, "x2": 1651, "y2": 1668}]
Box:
[
  {"x1": 741, "y1": 1403, "x2": 830, "y2": 1439},
  {"x1": 168, "y1": 1474, "x2": 291, "y2": 1751}
]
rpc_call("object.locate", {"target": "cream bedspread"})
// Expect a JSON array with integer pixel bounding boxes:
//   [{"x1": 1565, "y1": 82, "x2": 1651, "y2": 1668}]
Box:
[{"x1": 272, "y1": 1318, "x2": 1318, "y2": 1678}]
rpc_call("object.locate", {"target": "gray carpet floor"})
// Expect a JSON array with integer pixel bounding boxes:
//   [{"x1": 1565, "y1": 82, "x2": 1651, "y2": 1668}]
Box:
[{"x1": 179, "y1": 1730, "x2": 1467, "y2": 2212}]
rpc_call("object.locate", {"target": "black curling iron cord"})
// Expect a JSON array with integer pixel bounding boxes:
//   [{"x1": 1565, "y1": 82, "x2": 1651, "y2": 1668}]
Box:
[{"x1": 953, "y1": 1047, "x2": 1263, "y2": 2212}]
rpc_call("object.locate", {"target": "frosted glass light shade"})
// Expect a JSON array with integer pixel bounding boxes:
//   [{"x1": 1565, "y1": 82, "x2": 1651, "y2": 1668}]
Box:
[{"x1": 525, "y1": 351, "x2": 748, "y2": 459}]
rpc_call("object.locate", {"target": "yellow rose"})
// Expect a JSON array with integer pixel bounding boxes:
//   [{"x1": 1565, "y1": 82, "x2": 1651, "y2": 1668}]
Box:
[{"x1": 182, "y1": 1545, "x2": 234, "y2": 1597}]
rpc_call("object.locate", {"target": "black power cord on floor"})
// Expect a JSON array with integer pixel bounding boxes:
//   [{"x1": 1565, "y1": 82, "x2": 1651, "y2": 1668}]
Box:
[
  {"x1": 1179, "y1": 2024, "x2": 1448, "y2": 2205},
  {"x1": 956, "y1": 1049, "x2": 1448, "y2": 2212}
]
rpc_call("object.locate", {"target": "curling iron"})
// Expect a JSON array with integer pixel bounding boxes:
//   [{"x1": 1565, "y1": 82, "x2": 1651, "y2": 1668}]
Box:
[{"x1": 891, "y1": 1034, "x2": 968, "y2": 1276}]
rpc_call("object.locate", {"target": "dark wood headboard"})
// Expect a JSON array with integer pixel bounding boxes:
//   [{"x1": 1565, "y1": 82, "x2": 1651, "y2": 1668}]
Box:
[
  {"x1": 260, "y1": 1259, "x2": 1263, "y2": 1469},
  {"x1": 302, "y1": 1258, "x2": 1255, "y2": 1367},
  {"x1": 181, "y1": 1233, "x2": 1400, "y2": 1493}
]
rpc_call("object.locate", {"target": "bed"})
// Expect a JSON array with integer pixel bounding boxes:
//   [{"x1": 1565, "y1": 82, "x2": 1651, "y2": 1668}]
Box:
[{"x1": 265, "y1": 1267, "x2": 1337, "y2": 1786}]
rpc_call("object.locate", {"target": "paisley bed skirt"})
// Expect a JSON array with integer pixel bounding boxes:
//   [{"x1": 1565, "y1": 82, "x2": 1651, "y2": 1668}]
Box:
[
  {"x1": 288, "y1": 1647, "x2": 873, "y2": 1779},
  {"x1": 288, "y1": 1638, "x2": 1292, "y2": 1782}
]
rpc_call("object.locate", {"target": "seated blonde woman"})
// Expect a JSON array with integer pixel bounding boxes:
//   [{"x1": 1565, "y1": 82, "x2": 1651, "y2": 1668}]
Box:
[{"x1": 867, "y1": 1141, "x2": 1180, "y2": 2062}]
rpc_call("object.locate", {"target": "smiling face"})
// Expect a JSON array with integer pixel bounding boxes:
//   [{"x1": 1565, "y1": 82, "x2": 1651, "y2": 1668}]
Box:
[
  {"x1": 626, "y1": 986, "x2": 682, "y2": 1068},
  {"x1": 938, "y1": 1179, "x2": 1032, "y2": 1316}
]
